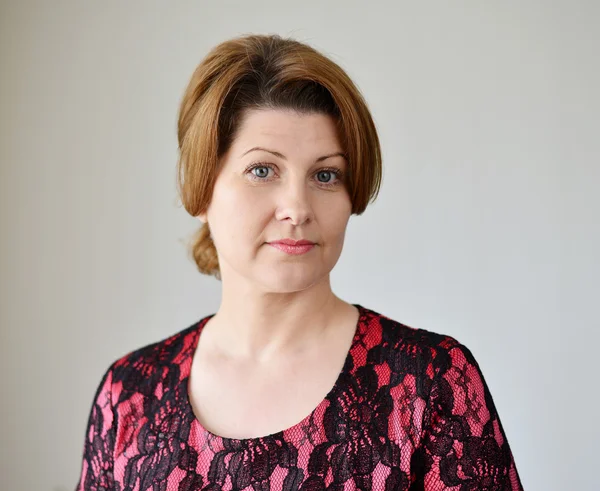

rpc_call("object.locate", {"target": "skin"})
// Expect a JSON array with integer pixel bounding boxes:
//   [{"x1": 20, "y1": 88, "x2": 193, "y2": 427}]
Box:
[{"x1": 189, "y1": 108, "x2": 360, "y2": 438}]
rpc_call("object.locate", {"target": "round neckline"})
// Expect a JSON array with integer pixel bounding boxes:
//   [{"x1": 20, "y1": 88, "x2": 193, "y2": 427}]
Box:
[{"x1": 182, "y1": 303, "x2": 367, "y2": 445}]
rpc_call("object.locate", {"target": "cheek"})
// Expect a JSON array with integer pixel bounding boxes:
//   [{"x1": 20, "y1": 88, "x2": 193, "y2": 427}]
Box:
[
  {"x1": 318, "y1": 203, "x2": 351, "y2": 243},
  {"x1": 211, "y1": 184, "x2": 266, "y2": 241}
]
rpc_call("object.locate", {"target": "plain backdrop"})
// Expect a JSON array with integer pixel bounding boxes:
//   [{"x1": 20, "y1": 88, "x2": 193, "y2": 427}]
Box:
[{"x1": 1, "y1": 1, "x2": 598, "y2": 490}]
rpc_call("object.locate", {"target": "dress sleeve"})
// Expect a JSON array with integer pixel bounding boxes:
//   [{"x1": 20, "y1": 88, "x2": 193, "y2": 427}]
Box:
[
  {"x1": 75, "y1": 364, "x2": 117, "y2": 491},
  {"x1": 418, "y1": 343, "x2": 524, "y2": 490}
]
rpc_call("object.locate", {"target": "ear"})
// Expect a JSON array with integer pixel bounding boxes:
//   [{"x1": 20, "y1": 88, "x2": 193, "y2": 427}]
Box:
[{"x1": 197, "y1": 212, "x2": 207, "y2": 224}]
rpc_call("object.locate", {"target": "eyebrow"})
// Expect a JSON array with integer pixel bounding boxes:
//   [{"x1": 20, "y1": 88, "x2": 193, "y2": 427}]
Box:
[{"x1": 241, "y1": 146, "x2": 346, "y2": 162}]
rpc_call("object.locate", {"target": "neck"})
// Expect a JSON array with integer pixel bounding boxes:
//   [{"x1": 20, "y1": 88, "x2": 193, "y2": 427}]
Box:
[{"x1": 203, "y1": 277, "x2": 347, "y2": 362}]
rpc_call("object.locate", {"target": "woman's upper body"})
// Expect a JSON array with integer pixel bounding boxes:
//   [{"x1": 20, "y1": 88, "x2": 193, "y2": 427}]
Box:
[
  {"x1": 75, "y1": 34, "x2": 524, "y2": 490},
  {"x1": 76, "y1": 303, "x2": 523, "y2": 490}
]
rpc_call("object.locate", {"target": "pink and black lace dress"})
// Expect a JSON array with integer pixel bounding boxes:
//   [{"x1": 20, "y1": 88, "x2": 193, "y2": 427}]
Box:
[{"x1": 76, "y1": 304, "x2": 523, "y2": 490}]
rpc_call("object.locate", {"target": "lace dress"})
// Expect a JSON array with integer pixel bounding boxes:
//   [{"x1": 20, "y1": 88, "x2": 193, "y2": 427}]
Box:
[{"x1": 75, "y1": 304, "x2": 524, "y2": 490}]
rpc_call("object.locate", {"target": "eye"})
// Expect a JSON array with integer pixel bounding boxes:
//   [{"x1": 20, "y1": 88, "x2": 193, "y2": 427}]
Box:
[
  {"x1": 314, "y1": 167, "x2": 344, "y2": 188},
  {"x1": 316, "y1": 170, "x2": 336, "y2": 184},
  {"x1": 244, "y1": 162, "x2": 344, "y2": 188},
  {"x1": 251, "y1": 164, "x2": 273, "y2": 179}
]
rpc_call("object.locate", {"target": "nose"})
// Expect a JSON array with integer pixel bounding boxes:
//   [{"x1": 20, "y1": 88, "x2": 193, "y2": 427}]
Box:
[{"x1": 274, "y1": 178, "x2": 314, "y2": 226}]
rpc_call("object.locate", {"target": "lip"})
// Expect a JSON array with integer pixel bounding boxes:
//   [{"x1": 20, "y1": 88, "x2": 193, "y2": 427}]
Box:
[
  {"x1": 268, "y1": 239, "x2": 316, "y2": 255},
  {"x1": 269, "y1": 239, "x2": 316, "y2": 246},
  {"x1": 268, "y1": 243, "x2": 315, "y2": 255}
]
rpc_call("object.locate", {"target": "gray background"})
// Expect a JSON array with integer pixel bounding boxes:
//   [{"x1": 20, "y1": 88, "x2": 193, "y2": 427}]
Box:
[{"x1": 1, "y1": 1, "x2": 598, "y2": 490}]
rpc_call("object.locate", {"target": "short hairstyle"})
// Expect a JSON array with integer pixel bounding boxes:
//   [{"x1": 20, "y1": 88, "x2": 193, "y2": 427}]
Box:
[{"x1": 176, "y1": 33, "x2": 382, "y2": 280}]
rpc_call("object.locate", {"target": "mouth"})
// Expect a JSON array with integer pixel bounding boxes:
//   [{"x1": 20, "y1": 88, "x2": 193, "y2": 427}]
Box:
[
  {"x1": 267, "y1": 242, "x2": 316, "y2": 255},
  {"x1": 269, "y1": 239, "x2": 316, "y2": 246}
]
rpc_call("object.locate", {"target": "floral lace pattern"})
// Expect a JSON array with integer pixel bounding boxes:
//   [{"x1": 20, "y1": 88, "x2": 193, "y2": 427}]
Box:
[{"x1": 76, "y1": 305, "x2": 523, "y2": 490}]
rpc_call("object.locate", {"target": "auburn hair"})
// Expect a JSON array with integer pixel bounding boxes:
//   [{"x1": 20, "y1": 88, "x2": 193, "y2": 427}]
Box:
[{"x1": 176, "y1": 34, "x2": 382, "y2": 280}]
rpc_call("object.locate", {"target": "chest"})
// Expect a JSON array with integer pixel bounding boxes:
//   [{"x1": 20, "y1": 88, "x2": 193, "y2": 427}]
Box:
[{"x1": 187, "y1": 344, "x2": 347, "y2": 439}]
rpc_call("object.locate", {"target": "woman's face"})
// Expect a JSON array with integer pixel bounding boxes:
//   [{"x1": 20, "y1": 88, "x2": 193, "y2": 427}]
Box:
[{"x1": 198, "y1": 108, "x2": 352, "y2": 293}]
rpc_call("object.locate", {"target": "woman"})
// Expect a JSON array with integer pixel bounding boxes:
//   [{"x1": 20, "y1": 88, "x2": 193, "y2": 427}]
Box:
[{"x1": 76, "y1": 34, "x2": 523, "y2": 490}]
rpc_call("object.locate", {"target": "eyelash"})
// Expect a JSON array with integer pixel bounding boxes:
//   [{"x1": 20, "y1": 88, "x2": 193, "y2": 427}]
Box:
[{"x1": 244, "y1": 161, "x2": 344, "y2": 188}]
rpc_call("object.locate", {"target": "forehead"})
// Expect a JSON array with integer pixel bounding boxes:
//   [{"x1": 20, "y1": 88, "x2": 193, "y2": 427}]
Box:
[{"x1": 232, "y1": 109, "x2": 342, "y2": 151}]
